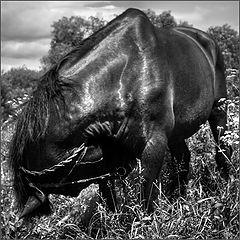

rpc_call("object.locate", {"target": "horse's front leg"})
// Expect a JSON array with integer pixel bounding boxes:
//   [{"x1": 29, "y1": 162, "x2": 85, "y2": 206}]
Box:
[
  {"x1": 99, "y1": 180, "x2": 116, "y2": 212},
  {"x1": 140, "y1": 131, "x2": 168, "y2": 213}
]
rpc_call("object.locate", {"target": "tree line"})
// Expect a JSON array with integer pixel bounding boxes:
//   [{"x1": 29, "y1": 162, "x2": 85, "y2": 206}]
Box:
[{"x1": 1, "y1": 9, "x2": 239, "y2": 122}]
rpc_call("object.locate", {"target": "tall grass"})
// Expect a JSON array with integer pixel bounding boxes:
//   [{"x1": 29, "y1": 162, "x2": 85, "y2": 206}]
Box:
[{"x1": 1, "y1": 70, "x2": 239, "y2": 239}]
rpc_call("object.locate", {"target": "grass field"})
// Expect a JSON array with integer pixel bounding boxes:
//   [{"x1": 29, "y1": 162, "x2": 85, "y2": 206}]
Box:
[{"x1": 1, "y1": 70, "x2": 239, "y2": 239}]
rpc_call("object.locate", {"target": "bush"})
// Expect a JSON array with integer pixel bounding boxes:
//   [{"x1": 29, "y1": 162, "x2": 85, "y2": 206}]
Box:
[
  {"x1": 1, "y1": 68, "x2": 239, "y2": 239},
  {"x1": 207, "y1": 25, "x2": 239, "y2": 69},
  {"x1": 1, "y1": 67, "x2": 41, "y2": 122}
]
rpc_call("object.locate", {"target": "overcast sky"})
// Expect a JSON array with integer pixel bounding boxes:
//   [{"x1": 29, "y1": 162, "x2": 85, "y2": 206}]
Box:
[{"x1": 1, "y1": 1, "x2": 239, "y2": 71}]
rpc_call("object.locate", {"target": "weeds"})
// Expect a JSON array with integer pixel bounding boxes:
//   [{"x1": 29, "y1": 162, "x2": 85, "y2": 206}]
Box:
[{"x1": 1, "y1": 70, "x2": 239, "y2": 239}]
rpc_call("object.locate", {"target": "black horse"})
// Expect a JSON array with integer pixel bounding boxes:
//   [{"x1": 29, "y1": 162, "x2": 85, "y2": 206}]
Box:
[{"x1": 9, "y1": 8, "x2": 231, "y2": 218}]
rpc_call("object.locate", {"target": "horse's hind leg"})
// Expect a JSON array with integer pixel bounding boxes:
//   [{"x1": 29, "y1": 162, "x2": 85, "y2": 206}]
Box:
[
  {"x1": 168, "y1": 140, "x2": 191, "y2": 197},
  {"x1": 208, "y1": 100, "x2": 232, "y2": 180}
]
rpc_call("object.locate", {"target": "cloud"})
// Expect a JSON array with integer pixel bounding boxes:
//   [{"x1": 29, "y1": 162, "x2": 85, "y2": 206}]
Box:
[
  {"x1": 173, "y1": 6, "x2": 210, "y2": 22},
  {"x1": 2, "y1": 2, "x2": 53, "y2": 41},
  {"x1": 2, "y1": 39, "x2": 50, "y2": 59},
  {"x1": 1, "y1": 1, "x2": 122, "y2": 71},
  {"x1": 1, "y1": 1, "x2": 238, "y2": 71},
  {"x1": 73, "y1": 5, "x2": 122, "y2": 21},
  {"x1": 105, "y1": 1, "x2": 146, "y2": 9},
  {"x1": 1, "y1": 1, "x2": 91, "y2": 42},
  {"x1": 83, "y1": 1, "x2": 113, "y2": 8}
]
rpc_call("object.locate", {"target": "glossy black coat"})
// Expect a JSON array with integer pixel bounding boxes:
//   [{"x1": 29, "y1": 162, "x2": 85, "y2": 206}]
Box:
[{"x1": 9, "y1": 8, "x2": 231, "y2": 216}]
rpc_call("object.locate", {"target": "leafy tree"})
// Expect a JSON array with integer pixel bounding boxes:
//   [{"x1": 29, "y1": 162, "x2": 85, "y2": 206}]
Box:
[
  {"x1": 1, "y1": 67, "x2": 40, "y2": 94},
  {"x1": 144, "y1": 9, "x2": 177, "y2": 28},
  {"x1": 207, "y1": 24, "x2": 239, "y2": 69},
  {"x1": 225, "y1": 69, "x2": 239, "y2": 99},
  {"x1": 86, "y1": 16, "x2": 106, "y2": 34},
  {"x1": 41, "y1": 43, "x2": 74, "y2": 70},
  {"x1": 50, "y1": 16, "x2": 88, "y2": 49},
  {"x1": 144, "y1": 9, "x2": 193, "y2": 28},
  {"x1": 1, "y1": 67, "x2": 41, "y2": 121},
  {"x1": 1, "y1": 72, "x2": 12, "y2": 121},
  {"x1": 178, "y1": 20, "x2": 193, "y2": 27}
]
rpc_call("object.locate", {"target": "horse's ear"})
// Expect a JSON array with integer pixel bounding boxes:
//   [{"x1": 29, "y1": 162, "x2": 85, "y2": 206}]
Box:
[
  {"x1": 19, "y1": 185, "x2": 47, "y2": 219},
  {"x1": 19, "y1": 196, "x2": 41, "y2": 219}
]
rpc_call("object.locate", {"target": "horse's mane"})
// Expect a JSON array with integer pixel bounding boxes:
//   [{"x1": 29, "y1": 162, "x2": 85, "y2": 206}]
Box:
[{"x1": 8, "y1": 9, "x2": 131, "y2": 211}]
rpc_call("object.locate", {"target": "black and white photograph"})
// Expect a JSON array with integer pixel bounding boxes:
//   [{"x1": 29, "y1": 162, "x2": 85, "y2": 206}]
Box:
[{"x1": 1, "y1": 1, "x2": 239, "y2": 239}]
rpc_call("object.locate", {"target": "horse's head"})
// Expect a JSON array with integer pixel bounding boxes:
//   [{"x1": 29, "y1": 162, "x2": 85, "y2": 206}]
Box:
[
  {"x1": 9, "y1": 75, "x2": 131, "y2": 218},
  {"x1": 8, "y1": 66, "x2": 113, "y2": 215}
]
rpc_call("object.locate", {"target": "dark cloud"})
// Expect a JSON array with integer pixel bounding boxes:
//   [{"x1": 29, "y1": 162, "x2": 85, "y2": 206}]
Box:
[
  {"x1": 1, "y1": 2, "x2": 52, "y2": 41},
  {"x1": 1, "y1": 2, "x2": 90, "y2": 42}
]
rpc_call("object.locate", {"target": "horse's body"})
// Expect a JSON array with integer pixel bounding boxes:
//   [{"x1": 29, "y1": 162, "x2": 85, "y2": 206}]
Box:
[{"x1": 9, "y1": 8, "x2": 231, "y2": 217}]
